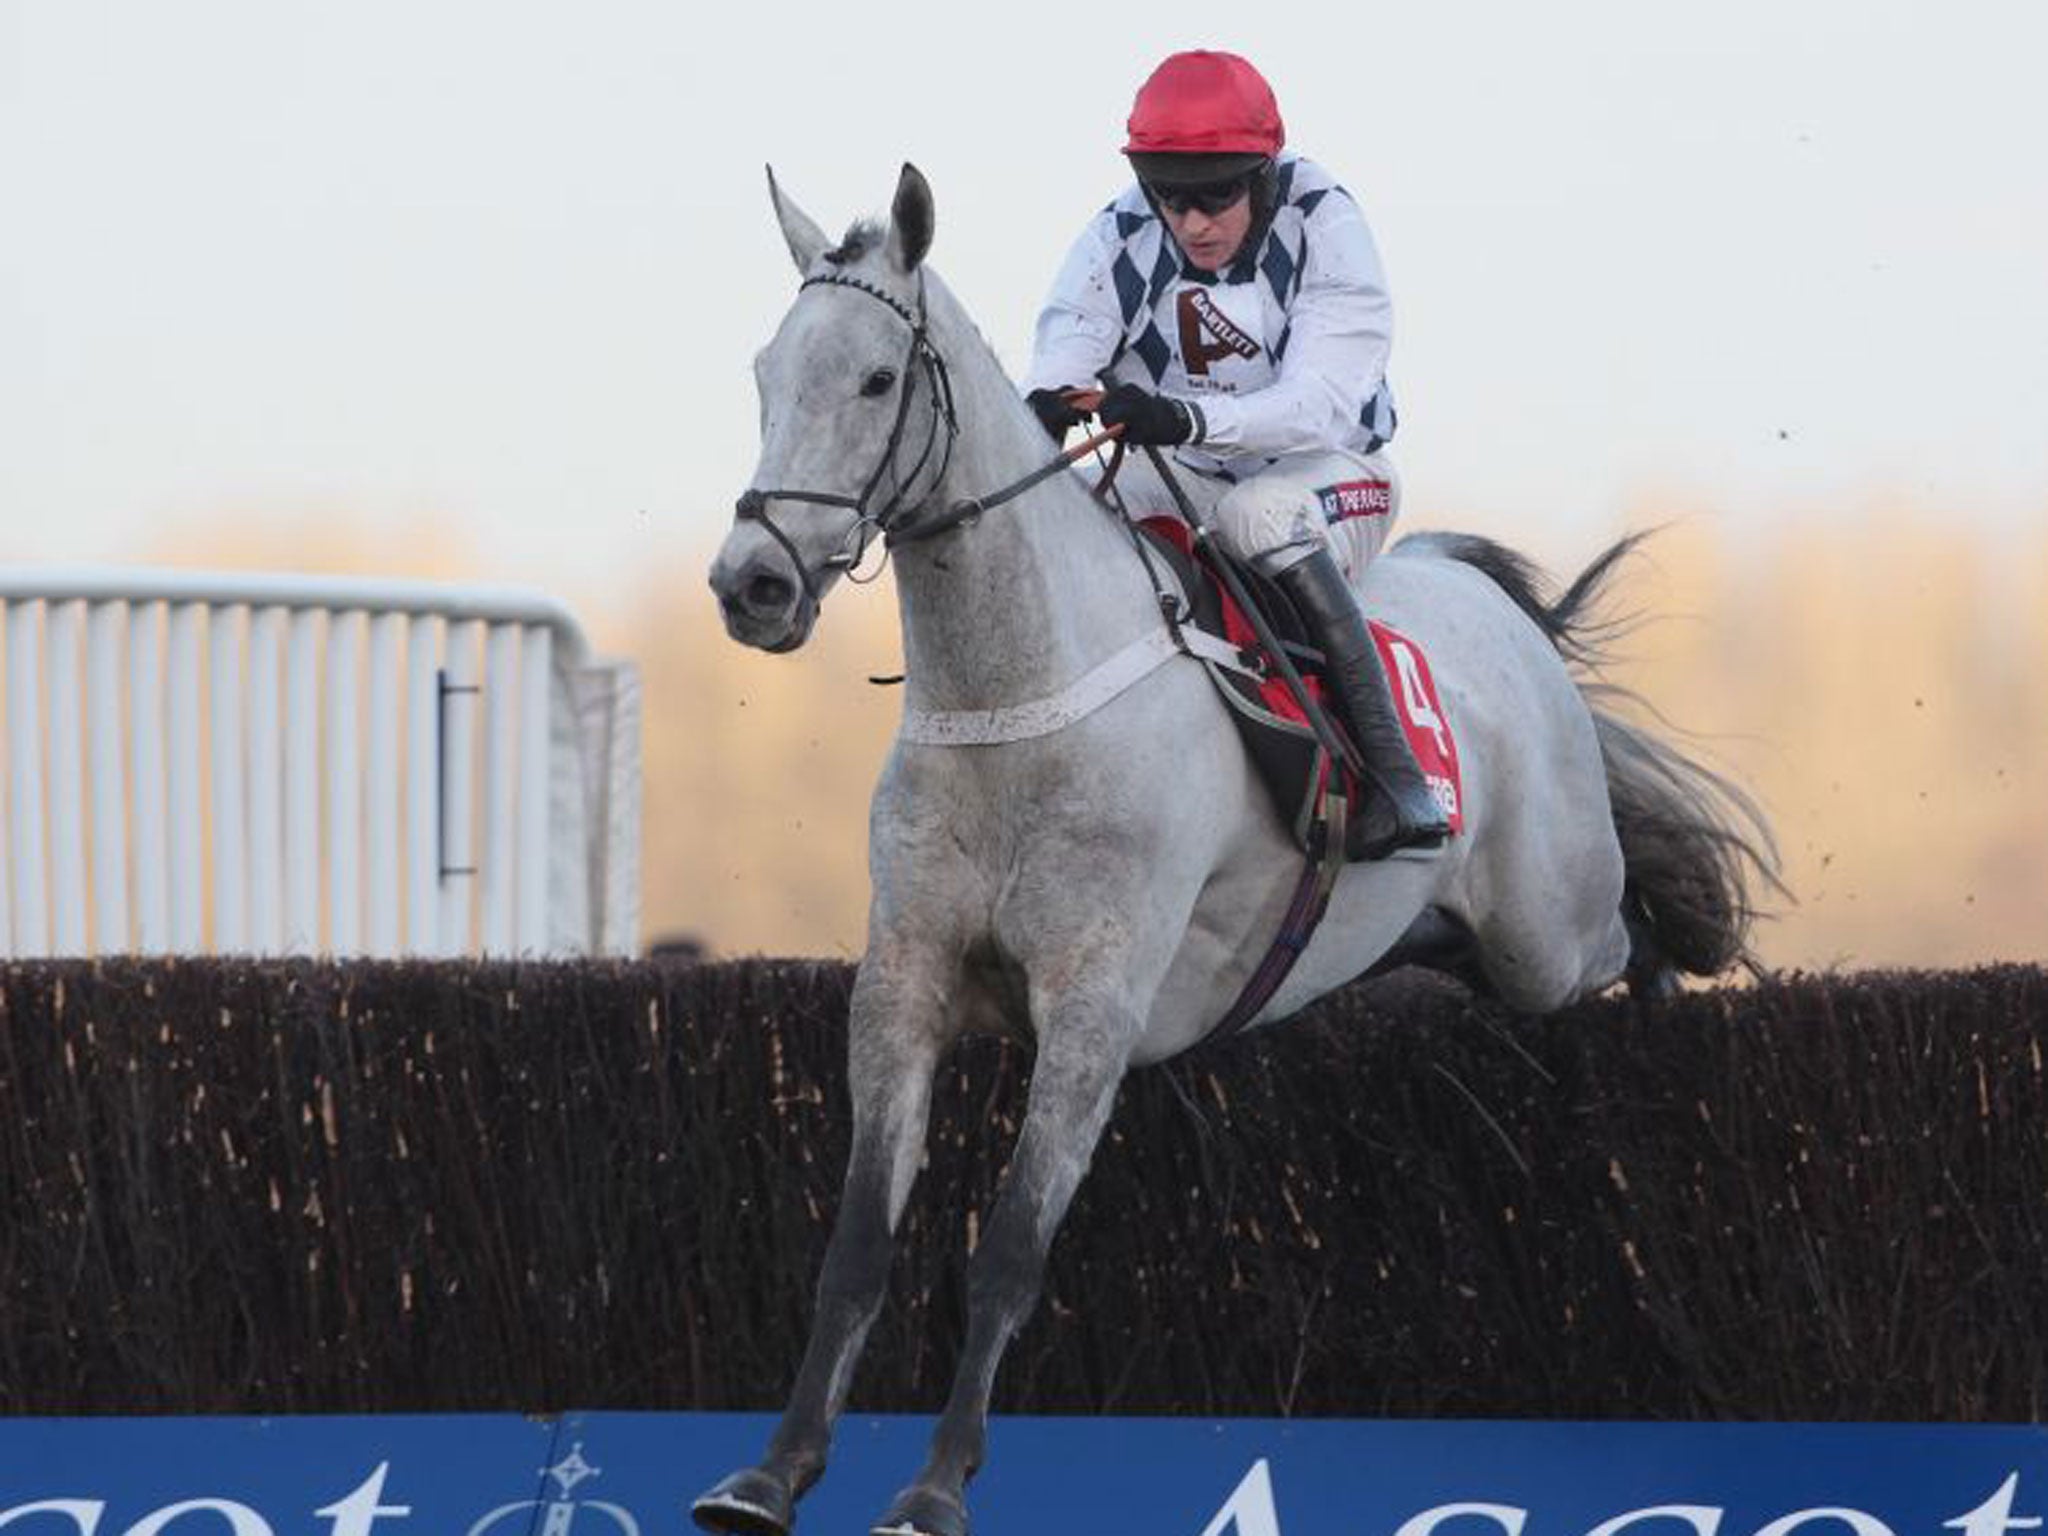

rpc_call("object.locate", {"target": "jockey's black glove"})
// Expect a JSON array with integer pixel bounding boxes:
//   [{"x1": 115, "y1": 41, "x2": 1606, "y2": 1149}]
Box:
[
  {"x1": 1099, "y1": 382, "x2": 1194, "y2": 446},
  {"x1": 1025, "y1": 388, "x2": 1087, "y2": 442}
]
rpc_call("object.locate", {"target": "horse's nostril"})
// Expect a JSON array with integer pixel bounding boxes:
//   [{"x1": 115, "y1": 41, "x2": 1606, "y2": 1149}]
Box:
[{"x1": 745, "y1": 571, "x2": 795, "y2": 611}]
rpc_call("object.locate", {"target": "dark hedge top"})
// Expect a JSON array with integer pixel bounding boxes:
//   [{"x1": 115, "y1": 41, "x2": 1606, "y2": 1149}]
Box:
[{"x1": 0, "y1": 957, "x2": 2041, "y2": 1419}]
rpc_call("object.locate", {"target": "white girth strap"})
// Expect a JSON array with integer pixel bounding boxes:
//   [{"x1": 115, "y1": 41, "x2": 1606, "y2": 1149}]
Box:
[{"x1": 901, "y1": 626, "x2": 1254, "y2": 747}]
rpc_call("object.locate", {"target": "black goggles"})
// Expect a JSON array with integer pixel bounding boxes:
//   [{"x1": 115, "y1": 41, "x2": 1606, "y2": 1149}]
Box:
[{"x1": 1147, "y1": 177, "x2": 1252, "y2": 217}]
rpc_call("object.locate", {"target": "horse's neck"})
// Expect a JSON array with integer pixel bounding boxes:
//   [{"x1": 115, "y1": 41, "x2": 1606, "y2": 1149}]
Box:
[{"x1": 893, "y1": 284, "x2": 1158, "y2": 712}]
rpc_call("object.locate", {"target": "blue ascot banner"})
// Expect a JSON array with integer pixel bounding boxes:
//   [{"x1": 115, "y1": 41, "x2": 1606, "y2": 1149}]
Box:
[{"x1": 0, "y1": 1415, "x2": 2043, "y2": 1536}]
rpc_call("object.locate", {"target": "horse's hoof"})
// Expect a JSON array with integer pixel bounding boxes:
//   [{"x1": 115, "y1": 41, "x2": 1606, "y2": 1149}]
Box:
[
  {"x1": 871, "y1": 1484, "x2": 969, "y2": 1536},
  {"x1": 692, "y1": 1467, "x2": 794, "y2": 1536}
]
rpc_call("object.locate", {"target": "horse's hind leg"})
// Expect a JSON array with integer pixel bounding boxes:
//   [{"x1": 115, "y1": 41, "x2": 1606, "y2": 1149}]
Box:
[
  {"x1": 1467, "y1": 810, "x2": 1633, "y2": 1014},
  {"x1": 1473, "y1": 896, "x2": 1632, "y2": 1014},
  {"x1": 692, "y1": 960, "x2": 946, "y2": 1536},
  {"x1": 872, "y1": 986, "x2": 1138, "y2": 1536}
]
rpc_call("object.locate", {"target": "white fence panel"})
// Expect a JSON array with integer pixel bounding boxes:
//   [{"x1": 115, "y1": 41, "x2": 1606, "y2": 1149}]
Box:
[
  {"x1": 248, "y1": 606, "x2": 286, "y2": 955},
  {"x1": 404, "y1": 616, "x2": 439, "y2": 956},
  {"x1": 87, "y1": 602, "x2": 128, "y2": 952},
  {"x1": 516, "y1": 624, "x2": 551, "y2": 953},
  {"x1": 0, "y1": 569, "x2": 639, "y2": 958},
  {"x1": 365, "y1": 613, "x2": 402, "y2": 957},
  {"x1": 209, "y1": 605, "x2": 248, "y2": 952},
  {"x1": 326, "y1": 609, "x2": 364, "y2": 955},
  {"x1": 48, "y1": 601, "x2": 88, "y2": 955},
  {"x1": 284, "y1": 609, "x2": 321, "y2": 952},
  {"x1": 438, "y1": 618, "x2": 480, "y2": 957},
  {"x1": 130, "y1": 602, "x2": 170, "y2": 954},
  {"x1": 166, "y1": 603, "x2": 204, "y2": 951},
  {"x1": 8, "y1": 603, "x2": 48, "y2": 954}
]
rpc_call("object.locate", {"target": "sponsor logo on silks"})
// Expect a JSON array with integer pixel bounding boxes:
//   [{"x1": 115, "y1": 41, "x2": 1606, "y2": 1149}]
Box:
[
  {"x1": 1194, "y1": 1463, "x2": 2043, "y2": 1536},
  {"x1": 1178, "y1": 288, "x2": 1262, "y2": 377},
  {"x1": 1316, "y1": 479, "x2": 1394, "y2": 524},
  {"x1": 1367, "y1": 619, "x2": 1465, "y2": 833}
]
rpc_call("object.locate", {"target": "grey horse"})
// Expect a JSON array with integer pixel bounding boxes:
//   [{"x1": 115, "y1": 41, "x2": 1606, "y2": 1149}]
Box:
[{"x1": 697, "y1": 164, "x2": 1775, "y2": 1536}]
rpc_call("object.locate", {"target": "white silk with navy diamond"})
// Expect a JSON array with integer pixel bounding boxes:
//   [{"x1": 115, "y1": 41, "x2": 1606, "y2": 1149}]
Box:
[{"x1": 1026, "y1": 154, "x2": 1397, "y2": 475}]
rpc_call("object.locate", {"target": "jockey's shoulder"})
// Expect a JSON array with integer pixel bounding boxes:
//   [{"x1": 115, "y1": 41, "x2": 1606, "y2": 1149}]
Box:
[
  {"x1": 1273, "y1": 154, "x2": 1353, "y2": 212},
  {"x1": 1101, "y1": 182, "x2": 1157, "y2": 224}
]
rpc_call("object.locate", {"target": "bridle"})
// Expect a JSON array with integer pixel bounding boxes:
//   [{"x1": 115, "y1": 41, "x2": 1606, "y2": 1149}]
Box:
[
  {"x1": 732, "y1": 268, "x2": 1129, "y2": 605},
  {"x1": 732, "y1": 269, "x2": 959, "y2": 604}
]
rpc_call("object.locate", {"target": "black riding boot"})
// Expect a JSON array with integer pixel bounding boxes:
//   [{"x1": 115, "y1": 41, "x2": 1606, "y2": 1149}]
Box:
[{"x1": 1275, "y1": 548, "x2": 1451, "y2": 860}]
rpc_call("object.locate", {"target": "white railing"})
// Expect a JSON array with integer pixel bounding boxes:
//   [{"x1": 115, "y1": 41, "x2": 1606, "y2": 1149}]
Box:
[{"x1": 0, "y1": 567, "x2": 640, "y2": 958}]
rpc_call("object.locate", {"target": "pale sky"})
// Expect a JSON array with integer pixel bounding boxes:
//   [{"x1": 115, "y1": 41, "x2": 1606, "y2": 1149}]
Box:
[{"x1": 4, "y1": 0, "x2": 2045, "y2": 598}]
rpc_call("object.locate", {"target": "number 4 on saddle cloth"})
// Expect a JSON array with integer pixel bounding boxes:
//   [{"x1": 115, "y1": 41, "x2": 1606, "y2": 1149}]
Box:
[{"x1": 1137, "y1": 516, "x2": 1465, "y2": 860}]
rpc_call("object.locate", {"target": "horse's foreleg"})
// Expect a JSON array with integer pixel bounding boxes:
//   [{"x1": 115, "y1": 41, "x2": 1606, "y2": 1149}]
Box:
[
  {"x1": 693, "y1": 972, "x2": 944, "y2": 1536},
  {"x1": 873, "y1": 997, "x2": 1134, "y2": 1536}
]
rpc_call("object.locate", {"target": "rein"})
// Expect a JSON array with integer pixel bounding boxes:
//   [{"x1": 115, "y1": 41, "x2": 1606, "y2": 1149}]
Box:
[{"x1": 892, "y1": 413, "x2": 1125, "y2": 546}]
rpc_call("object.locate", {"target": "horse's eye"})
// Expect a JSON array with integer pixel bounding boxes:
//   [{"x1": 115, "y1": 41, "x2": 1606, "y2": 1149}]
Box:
[{"x1": 861, "y1": 368, "x2": 898, "y2": 399}]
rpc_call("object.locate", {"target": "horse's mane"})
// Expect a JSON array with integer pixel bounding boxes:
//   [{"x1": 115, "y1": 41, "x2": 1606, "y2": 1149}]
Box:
[
  {"x1": 824, "y1": 220, "x2": 884, "y2": 266},
  {"x1": 804, "y1": 231, "x2": 1093, "y2": 503},
  {"x1": 811, "y1": 228, "x2": 1009, "y2": 376}
]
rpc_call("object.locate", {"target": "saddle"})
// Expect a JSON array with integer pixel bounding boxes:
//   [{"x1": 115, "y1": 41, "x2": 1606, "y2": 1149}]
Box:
[{"x1": 1134, "y1": 516, "x2": 1463, "y2": 859}]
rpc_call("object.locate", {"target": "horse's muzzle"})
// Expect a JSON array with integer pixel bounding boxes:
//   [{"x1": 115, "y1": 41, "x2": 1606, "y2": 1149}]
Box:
[{"x1": 710, "y1": 554, "x2": 816, "y2": 653}]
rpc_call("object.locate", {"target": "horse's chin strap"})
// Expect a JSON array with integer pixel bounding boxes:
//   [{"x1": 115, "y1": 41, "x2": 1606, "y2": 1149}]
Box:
[{"x1": 733, "y1": 270, "x2": 958, "y2": 601}]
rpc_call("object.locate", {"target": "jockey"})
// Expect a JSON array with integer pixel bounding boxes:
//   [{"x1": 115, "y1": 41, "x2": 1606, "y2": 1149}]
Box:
[{"x1": 1025, "y1": 49, "x2": 1449, "y2": 860}]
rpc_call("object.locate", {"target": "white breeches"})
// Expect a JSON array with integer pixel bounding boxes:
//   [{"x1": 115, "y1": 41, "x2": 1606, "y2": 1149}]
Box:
[{"x1": 1100, "y1": 448, "x2": 1403, "y2": 581}]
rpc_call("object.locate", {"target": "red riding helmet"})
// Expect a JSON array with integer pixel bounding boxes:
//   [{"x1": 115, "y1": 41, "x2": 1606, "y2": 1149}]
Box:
[{"x1": 1124, "y1": 50, "x2": 1285, "y2": 186}]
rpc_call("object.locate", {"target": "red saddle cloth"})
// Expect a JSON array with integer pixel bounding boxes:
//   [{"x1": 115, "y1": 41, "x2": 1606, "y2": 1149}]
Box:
[
  {"x1": 1140, "y1": 516, "x2": 1465, "y2": 836},
  {"x1": 1367, "y1": 619, "x2": 1464, "y2": 833}
]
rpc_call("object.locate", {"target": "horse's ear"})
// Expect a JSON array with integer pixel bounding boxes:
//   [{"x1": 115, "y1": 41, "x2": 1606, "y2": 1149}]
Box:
[
  {"x1": 766, "y1": 165, "x2": 830, "y2": 274},
  {"x1": 885, "y1": 162, "x2": 934, "y2": 274}
]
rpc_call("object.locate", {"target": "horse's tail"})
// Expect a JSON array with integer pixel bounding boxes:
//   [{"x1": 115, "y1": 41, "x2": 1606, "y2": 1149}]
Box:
[
  {"x1": 1584, "y1": 697, "x2": 1781, "y2": 978},
  {"x1": 1404, "y1": 530, "x2": 1783, "y2": 979}
]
